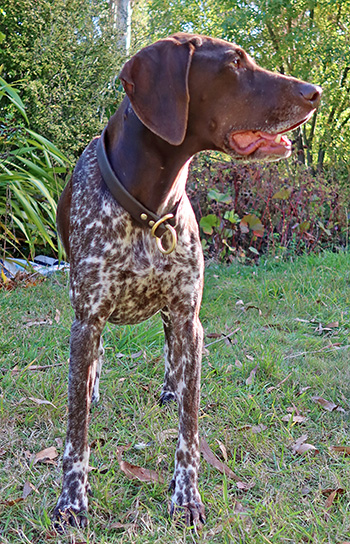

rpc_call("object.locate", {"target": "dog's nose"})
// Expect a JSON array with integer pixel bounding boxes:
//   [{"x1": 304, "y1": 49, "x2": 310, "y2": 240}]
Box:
[{"x1": 300, "y1": 83, "x2": 322, "y2": 109}]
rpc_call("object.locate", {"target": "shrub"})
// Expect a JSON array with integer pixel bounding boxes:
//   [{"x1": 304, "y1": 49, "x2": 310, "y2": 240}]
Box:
[
  {"x1": 187, "y1": 154, "x2": 347, "y2": 262},
  {"x1": 0, "y1": 76, "x2": 71, "y2": 260}
]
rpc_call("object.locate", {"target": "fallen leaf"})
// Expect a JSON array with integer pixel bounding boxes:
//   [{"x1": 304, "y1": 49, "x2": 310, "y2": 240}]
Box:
[
  {"x1": 236, "y1": 480, "x2": 255, "y2": 491},
  {"x1": 301, "y1": 486, "x2": 311, "y2": 496},
  {"x1": 28, "y1": 397, "x2": 57, "y2": 408},
  {"x1": 251, "y1": 424, "x2": 267, "y2": 433},
  {"x1": 331, "y1": 446, "x2": 350, "y2": 455},
  {"x1": 157, "y1": 429, "x2": 178, "y2": 443},
  {"x1": 282, "y1": 414, "x2": 307, "y2": 424},
  {"x1": 109, "y1": 522, "x2": 133, "y2": 530},
  {"x1": 116, "y1": 448, "x2": 164, "y2": 483},
  {"x1": 235, "y1": 359, "x2": 243, "y2": 368},
  {"x1": 54, "y1": 309, "x2": 61, "y2": 323},
  {"x1": 296, "y1": 386, "x2": 312, "y2": 396},
  {"x1": 322, "y1": 487, "x2": 345, "y2": 521},
  {"x1": 129, "y1": 350, "x2": 143, "y2": 360},
  {"x1": 206, "y1": 332, "x2": 222, "y2": 339},
  {"x1": 34, "y1": 446, "x2": 58, "y2": 464},
  {"x1": 24, "y1": 318, "x2": 53, "y2": 328},
  {"x1": 245, "y1": 304, "x2": 262, "y2": 316},
  {"x1": 22, "y1": 480, "x2": 39, "y2": 499},
  {"x1": 134, "y1": 441, "x2": 153, "y2": 450},
  {"x1": 291, "y1": 435, "x2": 319, "y2": 455},
  {"x1": 266, "y1": 372, "x2": 292, "y2": 393},
  {"x1": 200, "y1": 438, "x2": 240, "y2": 481},
  {"x1": 2, "y1": 497, "x2": 24, "y2": 506},
  {"x1": 215, "y1": 439, "x2": 228, "y2": 462},
  {"x1": 312, "y1": 396, "x2": 341, "y2": 412},
  {"x1": 326, "y1": 321, "x2": 339, "y2": 329},
  {"x1": 246, "y1": 364, "x2": 258, "y2": 385},
  {"x1": 55, "y1": 437, "x2": 63, "y2": 448}
]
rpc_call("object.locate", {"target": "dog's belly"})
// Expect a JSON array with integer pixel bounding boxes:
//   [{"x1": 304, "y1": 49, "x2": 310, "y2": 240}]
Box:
[{"x1": 107, "y1": 275, "x2": 165, "y2": 325}]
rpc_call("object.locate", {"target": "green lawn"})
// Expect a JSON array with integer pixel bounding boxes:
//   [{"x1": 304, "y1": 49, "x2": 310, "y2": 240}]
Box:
[{"x1": 1, "y1": 251, "x2": 350, "y2": 543}]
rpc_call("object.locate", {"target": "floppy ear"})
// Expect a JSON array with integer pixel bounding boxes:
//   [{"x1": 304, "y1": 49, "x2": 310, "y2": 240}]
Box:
[{"x1": 119, "y1": 38, "x2": 195, "y2": 145}]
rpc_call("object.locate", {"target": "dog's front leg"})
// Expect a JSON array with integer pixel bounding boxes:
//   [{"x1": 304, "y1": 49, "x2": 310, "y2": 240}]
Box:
[
  {"x1": 168, "y1": 311, "x2": 205, "y2": 527},
  {"x1": 53, "y1": 318, "x2": 102, "y2": 529}
]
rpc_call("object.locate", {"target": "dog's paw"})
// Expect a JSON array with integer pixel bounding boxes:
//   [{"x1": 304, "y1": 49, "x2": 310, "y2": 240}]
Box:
[
  {"x1": 52, "y1": 505, "x2": 88, "y2": 532},
  {"x1": 52, "y1": 489, "x2": 89, "y2": 532},
  {"x1": 159, "y1": 391, "x2": 177, "y2": 406},
  {"x1": 168, "y1": 478, "x2": 205, "y2": 531},
  {"x1": 169, "y1": 500, "x2": 206, "y2": 532}
]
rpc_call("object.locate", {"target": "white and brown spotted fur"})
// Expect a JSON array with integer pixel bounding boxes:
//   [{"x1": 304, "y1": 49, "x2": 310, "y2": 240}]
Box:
[{"x1": 53, "y1": 33, "x2": 321, "y2": 528}]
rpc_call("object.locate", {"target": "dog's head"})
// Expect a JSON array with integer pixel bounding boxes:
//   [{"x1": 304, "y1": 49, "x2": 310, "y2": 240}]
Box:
[{"x1": 119, "y1": 33, "x2": 321, "y2": 161}]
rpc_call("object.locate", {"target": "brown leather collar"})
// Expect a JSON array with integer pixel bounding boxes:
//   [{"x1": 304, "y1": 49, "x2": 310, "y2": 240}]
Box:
[{"x1": 96, "y1": 129, "x2": 181, "y2": 238}]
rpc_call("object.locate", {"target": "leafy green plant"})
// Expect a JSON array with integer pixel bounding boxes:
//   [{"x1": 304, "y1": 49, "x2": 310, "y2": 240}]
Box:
[
  {"x1": 0, "y1": 76, "x2": 71, "y2": 259},
  {"x1": 188, "y1": 154, "x2": 347, "y2": 262}
]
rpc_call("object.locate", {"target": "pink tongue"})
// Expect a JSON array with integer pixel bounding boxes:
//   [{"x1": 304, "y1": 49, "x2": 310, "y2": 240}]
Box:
[{"x1": 233, "y1": 132, "x2": 260, "y2": 148}]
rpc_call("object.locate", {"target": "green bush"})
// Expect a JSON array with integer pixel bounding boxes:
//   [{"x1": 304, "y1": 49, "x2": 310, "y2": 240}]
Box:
[
  {"x1": 188, "y1": 154, "x2": 348, "y2": 262},
  {"x1": 0, "y1": 76, "x2": 71, "y2": 260}
]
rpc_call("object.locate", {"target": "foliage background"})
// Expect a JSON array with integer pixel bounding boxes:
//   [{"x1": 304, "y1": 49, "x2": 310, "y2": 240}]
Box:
[{"x1": 0, "y1": 0, "x2": 349, "y2": 259}]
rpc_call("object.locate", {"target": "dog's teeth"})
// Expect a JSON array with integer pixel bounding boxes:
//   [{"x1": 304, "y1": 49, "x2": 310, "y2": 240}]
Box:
[{"x1": 275, "y1": 134, "x2": 282, "y2": 143}]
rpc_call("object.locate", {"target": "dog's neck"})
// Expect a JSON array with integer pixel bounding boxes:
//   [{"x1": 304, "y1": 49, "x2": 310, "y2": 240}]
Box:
[{"x1": 104, "y1": 98, "x2": 200, "y2": 215}]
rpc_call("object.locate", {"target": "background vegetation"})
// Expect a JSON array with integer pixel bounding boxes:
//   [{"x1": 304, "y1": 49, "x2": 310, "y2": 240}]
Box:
[{"x1": 0, "y1": 0, "x2": 349, "y2": 259}]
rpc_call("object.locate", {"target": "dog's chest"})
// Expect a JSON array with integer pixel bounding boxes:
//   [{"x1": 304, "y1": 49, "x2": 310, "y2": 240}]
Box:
[{"x1": 68, "y1": 143, "x2": 203, "y2": 324}]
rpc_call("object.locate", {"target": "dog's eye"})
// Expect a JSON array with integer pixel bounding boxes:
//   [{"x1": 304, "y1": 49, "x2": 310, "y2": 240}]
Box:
[
  {"x1": 229, "y1": 52, "x2": 243, "y2": 70},
  {"x1": 231, "y1": 57, "x2": 240, "y2": 69}
]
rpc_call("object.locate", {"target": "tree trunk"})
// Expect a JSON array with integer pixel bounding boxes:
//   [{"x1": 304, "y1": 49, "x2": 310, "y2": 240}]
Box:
[{"x1": 110, "y1": 0, "x2": 132, "y2": 55}]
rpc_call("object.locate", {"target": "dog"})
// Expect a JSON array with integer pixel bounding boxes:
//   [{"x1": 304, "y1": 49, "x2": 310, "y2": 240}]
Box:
[{"x1": 53, "y1": 33, "x2": 321, "y2": 529}]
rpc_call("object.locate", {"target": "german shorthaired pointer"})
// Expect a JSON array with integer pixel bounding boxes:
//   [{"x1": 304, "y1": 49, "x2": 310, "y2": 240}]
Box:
[{"x1": 53, "y1": 33, "x2": 321, "y2": 529}]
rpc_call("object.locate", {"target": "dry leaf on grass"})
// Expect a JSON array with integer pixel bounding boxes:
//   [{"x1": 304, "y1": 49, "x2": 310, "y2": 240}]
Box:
[
  {"x1": 246, "y1": 364, "x2": 259, "y2": 385},
  {"x1": 34, "y1": 446, "x2": 58, "y2": 464},
  {"x1": 200, "y1": 438, "x2": 240, "y2": 481},
  {"x1": 2, "y1": 497, "x2": 24, "y2": 506},
  {"x1": 129, "y1": 350, "x2": 143, "y2": 360},
  {"x1": 236, "y1": 480, "x2": 255, "y2": 491},
  {"x1": 157, "y1": 428, "x2": 178, "y2": 443},
  {"x1": 28, "y1": 397, "x2": 57, "y2": 408},
  {"x1": 322, "y1": 487, "x2": 345, "y2": 521},
  {"x1": 291, "y1": 435, "x2": 319, "y2": 455},
  {"x1": 266, "y1": 372, "x2": 292, "y2": 393},
  {"x1": 23, "y1": 480, "x2": 39, "y2": 499},
  {"x1": 24, "y1": 318, "x2": 53, "y2": 328},
  {"x1": 109, "y1": 522, "x2": 133, "y2": 530},
  {"x1": 312, "y1": 396, "x2": 345, "y2": 412},
  {"x1": 116, "y1": 448, "x2": 164, "y2": 483},
  {"x1": 251, "y1": 424, "x2": 267, "y2": 433},
  {"x1": 282, "y1": 414, "x2": 307, "y2": 424},
  {"x1": 296, "y1": 386, "x2": 312, "y2": 396},
  {"x1": 331, "y1": 446, "x2": 350, "y2": 455},
  {"x1": 215, "y1": 439, "x2": 228, "y2": 462}
]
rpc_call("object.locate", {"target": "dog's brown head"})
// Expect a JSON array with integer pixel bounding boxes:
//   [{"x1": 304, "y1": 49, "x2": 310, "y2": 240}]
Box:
[{"x1": 119, "y1": 33, "x2": 321, "y2": 161}]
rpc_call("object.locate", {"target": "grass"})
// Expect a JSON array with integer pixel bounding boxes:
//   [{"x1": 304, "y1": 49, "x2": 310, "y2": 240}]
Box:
[{"x1": 0, "y1": 251, "x2": 350, "y2": 543}]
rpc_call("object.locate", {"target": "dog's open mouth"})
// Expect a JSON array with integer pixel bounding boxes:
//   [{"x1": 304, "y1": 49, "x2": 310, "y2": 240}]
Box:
[
  {"x1": 229, "y1": 131, "x2": 292, "y2": 157},
  {"x1": 228, "y1": 112, "x2": 315, "y2": 159}
]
